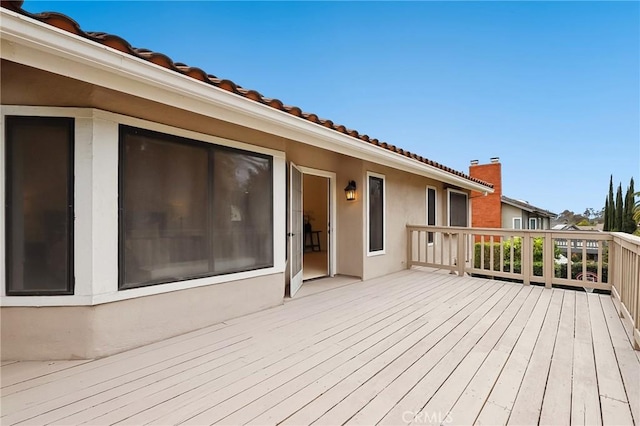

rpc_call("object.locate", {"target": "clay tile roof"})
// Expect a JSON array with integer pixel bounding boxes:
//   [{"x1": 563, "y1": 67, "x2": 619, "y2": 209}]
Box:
[{"x1": 1, "y1": 0, "x2": 493, "y2": 189}]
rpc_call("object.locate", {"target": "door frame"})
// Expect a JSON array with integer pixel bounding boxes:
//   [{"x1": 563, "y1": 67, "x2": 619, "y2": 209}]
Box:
[{"x1": 298, "y1": 166, "x2": 337, "y2": 278}]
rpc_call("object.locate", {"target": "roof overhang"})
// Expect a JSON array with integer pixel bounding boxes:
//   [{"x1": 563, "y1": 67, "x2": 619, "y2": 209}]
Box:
[
  {"x1": 501, "y1": 196, "x2": 556, "y2": 218},
  {"x1": 1, "y1": 9, "x2": 493, "y2": 193}
]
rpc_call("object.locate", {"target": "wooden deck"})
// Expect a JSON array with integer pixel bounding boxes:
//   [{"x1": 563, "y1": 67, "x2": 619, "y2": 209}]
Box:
[{"x1": 1, "y1": 269, "x2": 639, "y2": 425}]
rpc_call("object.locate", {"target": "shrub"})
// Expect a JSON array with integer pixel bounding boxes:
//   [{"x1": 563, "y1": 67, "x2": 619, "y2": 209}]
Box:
[
  {"x1": 555, "y1": 262, "x2": 608, "y2": 283},
  {"x1": 473, "y1": 237, "x2": 560, "y2": 271},
  {"x1": 473, "y1": 239, "x2": 608, "y2": 283}
]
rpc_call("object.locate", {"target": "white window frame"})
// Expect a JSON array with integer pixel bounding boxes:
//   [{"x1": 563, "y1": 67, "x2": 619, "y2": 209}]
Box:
[
  {"x1": 513, "y1": 217, "x2": 522, "y2": 229},
  {"x1": 426, "y1": 186, "x2": 437, "y2": 244},
  {"x1": 529, "y1": 217, "x2": 537, "y2": 230},
  {"x1": 447, "y1": 188, "x2": 469, "y2": 227},
  {"x1": 0, "y1": 106, "x2": 286, "y2": 307},
  {"x1": 366, "y1": 171, "x2": 386, "y2": 256}
]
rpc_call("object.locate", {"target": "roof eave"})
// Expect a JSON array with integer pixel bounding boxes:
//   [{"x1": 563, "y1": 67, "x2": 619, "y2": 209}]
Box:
[
  {"x1": 501, "y1": 196, "x2": 555, "y2": 217},
  {"x1": 0, "y1": 8, "x2": 493, "y2": 193}
]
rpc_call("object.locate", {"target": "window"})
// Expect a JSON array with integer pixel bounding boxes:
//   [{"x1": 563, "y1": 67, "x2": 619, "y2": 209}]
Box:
[
  {"x1": 367, "y1": 173, "x2": 385, "y2": 254},
  {"x1": 448, "y1": 189, "x2": 468, "y2": 227},
  {"x1": 119, "y1": 126, "x2": 273, "y2": 289},
  {"x1": 513, "y1": 217, "x2": 522, "y2": 229},
  {"x1": 5, "y1": 116, "x2": 74, "y2": 295},
  {"x1": 426, "y1": 187, "x2": 437, "y2": 243},
  {"x1": 529, "y1": 217, "x2": 537, "y2": 230}
]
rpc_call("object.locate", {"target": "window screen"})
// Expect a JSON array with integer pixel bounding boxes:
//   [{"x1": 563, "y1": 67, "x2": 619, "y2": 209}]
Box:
[
  {"x1": 369, "y1": 175, "x2": 384, "y2": 252},
  {"x1": 120, "y1": 126, "x2": 273, "y2": 289},
  {"x1": 427, "y1": 187, "x2": 436, "y2": 243},
  {"x1": 6, "y1": 116, "x2": 74, "y2": 295},
  {"x1": 449, "y1": 191, "x2": 468, "y2": 227}
]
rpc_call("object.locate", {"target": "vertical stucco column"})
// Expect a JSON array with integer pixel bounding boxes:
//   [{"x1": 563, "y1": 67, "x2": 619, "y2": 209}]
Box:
[{"x1": 74, "y1": 113, "x2": 119, "y2": 300}]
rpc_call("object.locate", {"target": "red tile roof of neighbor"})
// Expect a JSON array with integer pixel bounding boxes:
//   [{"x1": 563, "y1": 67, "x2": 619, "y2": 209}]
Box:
[{"x1": 2, "y1": 0, "x2": 493, "y2": 189}]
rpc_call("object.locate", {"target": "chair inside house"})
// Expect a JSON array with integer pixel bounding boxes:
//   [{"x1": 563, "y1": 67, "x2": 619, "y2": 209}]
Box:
[{"x1": 304, "y1": 218, "x2": 321, "y2": 252}]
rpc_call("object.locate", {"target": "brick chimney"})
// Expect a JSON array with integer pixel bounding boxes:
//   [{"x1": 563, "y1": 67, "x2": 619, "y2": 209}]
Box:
[{"x1": 469, "y1": 157, "x2": 502, "y2": 228}]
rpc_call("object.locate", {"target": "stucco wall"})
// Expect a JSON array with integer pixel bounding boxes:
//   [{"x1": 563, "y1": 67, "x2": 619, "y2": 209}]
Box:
[
  {"x1": 285, "y1": 142, "x2": 364, "y2": 279},
  {"x1": 1, "y1": 273, "x2": 284, "y2": 360},
  {"x1": 361, "y1": 163, "x2": 452, "y2": 281},
  {"x1": 1, "y1": 59, "x2": 476, "y2": 359},
  {"x1": 502, "y1": 203, "x2": 524, "y2": 229}
]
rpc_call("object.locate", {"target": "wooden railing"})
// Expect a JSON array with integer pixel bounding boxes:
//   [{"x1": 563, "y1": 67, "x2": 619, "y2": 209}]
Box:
[
  {"x1": 407, "y1": 225, "x2": 640, "y2": 349},
  {"x1": 610, "y1": 232, "x2": 640, "y2": 350}
]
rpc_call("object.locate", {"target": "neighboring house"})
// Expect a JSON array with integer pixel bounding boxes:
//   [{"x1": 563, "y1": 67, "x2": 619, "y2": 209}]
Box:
[
  {"x1": 552, "y1": 223, "x2": 603, "y2": 261},
  {"x1": 0, "y1": 3, "x2": 493, "y2": 360},
  {"x1": 469, "y1": 158, "x2": 556, "y2": 230},
  {"x1": 552, "y1": 224, "x2": 580, "y2": 231},
  {"x1": 577, "y1": 223, "x2": 604, "y2": 232}
]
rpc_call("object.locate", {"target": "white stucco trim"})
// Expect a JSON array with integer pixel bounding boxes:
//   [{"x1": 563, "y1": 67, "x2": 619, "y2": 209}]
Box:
[
  {"x1": 0, "y1": 8, "x2": 493, "y2": 194},
  {"x1": 366, "y1": 171, "x2": 386, "y2": 257},
  {"x1": 1, "y1": 106, "x2": 286, "y2": 307}
]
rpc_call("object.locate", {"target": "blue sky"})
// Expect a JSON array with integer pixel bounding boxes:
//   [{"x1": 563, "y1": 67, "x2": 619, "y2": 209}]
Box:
[{"x1": 27, "y1": 1, "x2": 639, "y2": 215}]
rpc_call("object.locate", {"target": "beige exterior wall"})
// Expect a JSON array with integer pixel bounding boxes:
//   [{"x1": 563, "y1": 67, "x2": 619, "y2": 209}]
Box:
[
  {"x1": 502, "y1": 203, "x2": 524, "y2": 229},
  {"x1": 2, "y1": 273, "x2": 284, "y2": 360},
  {"x1": 285, "y1": 141, "x2": 365, "y2": 278},
  {"x1": 501, "y1": 202, "x2": 552, "y2": 230},
  {"x1": 361, "y1": 163, "x2": 457, "y2": 281},
  {"x1": 1, "y1": 60, "x2": 368, "y2": 281},
  {"x1": 1, "y1": 61, "x2": 370, "y2": 359},
  {"x1": 1, "y1": 59, "x2": 475, "y2": 359}
]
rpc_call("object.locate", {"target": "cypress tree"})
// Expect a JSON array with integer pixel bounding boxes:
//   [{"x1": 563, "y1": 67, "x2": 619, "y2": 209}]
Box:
[
  {"x1": 623, "y1": 177, "x2": 636, "y2": 233},
  {"x1": 615, "y1": 183, "x2": 624, "y2": 231},
  {"x1": 603, "y1": 197, "x2": 610, "y2": 231},
  {"x1": 607, "y1": 175, "x2": 615, "y2": 231}
]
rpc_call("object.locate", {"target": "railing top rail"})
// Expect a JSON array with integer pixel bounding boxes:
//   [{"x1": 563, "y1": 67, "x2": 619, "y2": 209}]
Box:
[
  {"x1": 611, "y1": 231, "x2": 640, "y2": 246},
  {"x1": 406, "y1": 225, "x2": 614, "y2": 241}
]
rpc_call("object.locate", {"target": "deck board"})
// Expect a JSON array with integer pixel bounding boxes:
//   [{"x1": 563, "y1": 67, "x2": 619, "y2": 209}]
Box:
[
  {"x1": 571, "y1": 292, "x2": 603, "y2": 426},
  {"x1": 539, "y1": 290, "x2": 575, "y2": 426},
  {"x1": 474, "y1": 286, "x2": 553, "y2": 425},
  {"x1": 378, "y1": 284, "x2": 532, "y2": 425},
  {"x1": 444, "y1": 286, "x2": 543, "y2": 426},
  {"x1": 316, "y1": 282, "x2": 507, "y2": 426},
  {"x1": 507, "y1": 289, "x2": 563, "y2": 425},
  {"x1": 588, "y1": 294, "x2": 634, "y2": 426},
  {"x1": 1, "y1": 269, "x2": 638, "y2": 426}
]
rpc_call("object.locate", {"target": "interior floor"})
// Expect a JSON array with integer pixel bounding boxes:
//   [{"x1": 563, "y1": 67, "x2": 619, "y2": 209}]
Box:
[{"x1": 303, "y1": 250, "x2": 328, "y2": 281}]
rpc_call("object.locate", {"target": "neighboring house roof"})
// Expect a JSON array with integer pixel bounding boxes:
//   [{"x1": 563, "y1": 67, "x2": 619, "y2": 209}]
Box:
[
  {"x1": 0, "y1": 1, "x2": 493, "y2": 190},
  {"x1": 576, "y1": 224, "x2": 604, "y2": 232},
  {"x1": 501, "y1": 195, "x2": 556, "y2": 218},
  {"x1": 552, "y1": 224, "x2": 580, "y2": 231}
]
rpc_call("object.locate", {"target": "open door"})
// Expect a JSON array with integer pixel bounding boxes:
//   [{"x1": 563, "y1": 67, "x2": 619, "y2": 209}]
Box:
[{"x1": 289, "y1": 163, "x2": 303, "y2": 296}]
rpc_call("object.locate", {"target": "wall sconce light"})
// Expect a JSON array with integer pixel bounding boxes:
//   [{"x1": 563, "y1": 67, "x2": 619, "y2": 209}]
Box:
[{"x1": 344, "y1": 180, "x2": 357, "y2": 201}]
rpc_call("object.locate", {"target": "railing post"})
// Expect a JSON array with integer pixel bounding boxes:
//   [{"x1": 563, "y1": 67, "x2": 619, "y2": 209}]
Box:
[
  {"x1": 522, "y1": 233, "x2": 531, "y2": 286},
  {"x1": 457, "y1": 229, "x2": 466, "y2": 277},
  {"x1": 544, "y1": 234, "x2": 554, "y2": 288},
  {"x1": 406, "y1": 227, "x2": 412, "y2": 270},
  {"x1": 609, "y1": 237, "x2": 623, "y2": 318}
]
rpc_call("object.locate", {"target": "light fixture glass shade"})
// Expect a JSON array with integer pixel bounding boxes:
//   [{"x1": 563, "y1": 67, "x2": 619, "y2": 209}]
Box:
[{"x1": 344, "y1": 180, "x2": 357, "y2": 201}]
